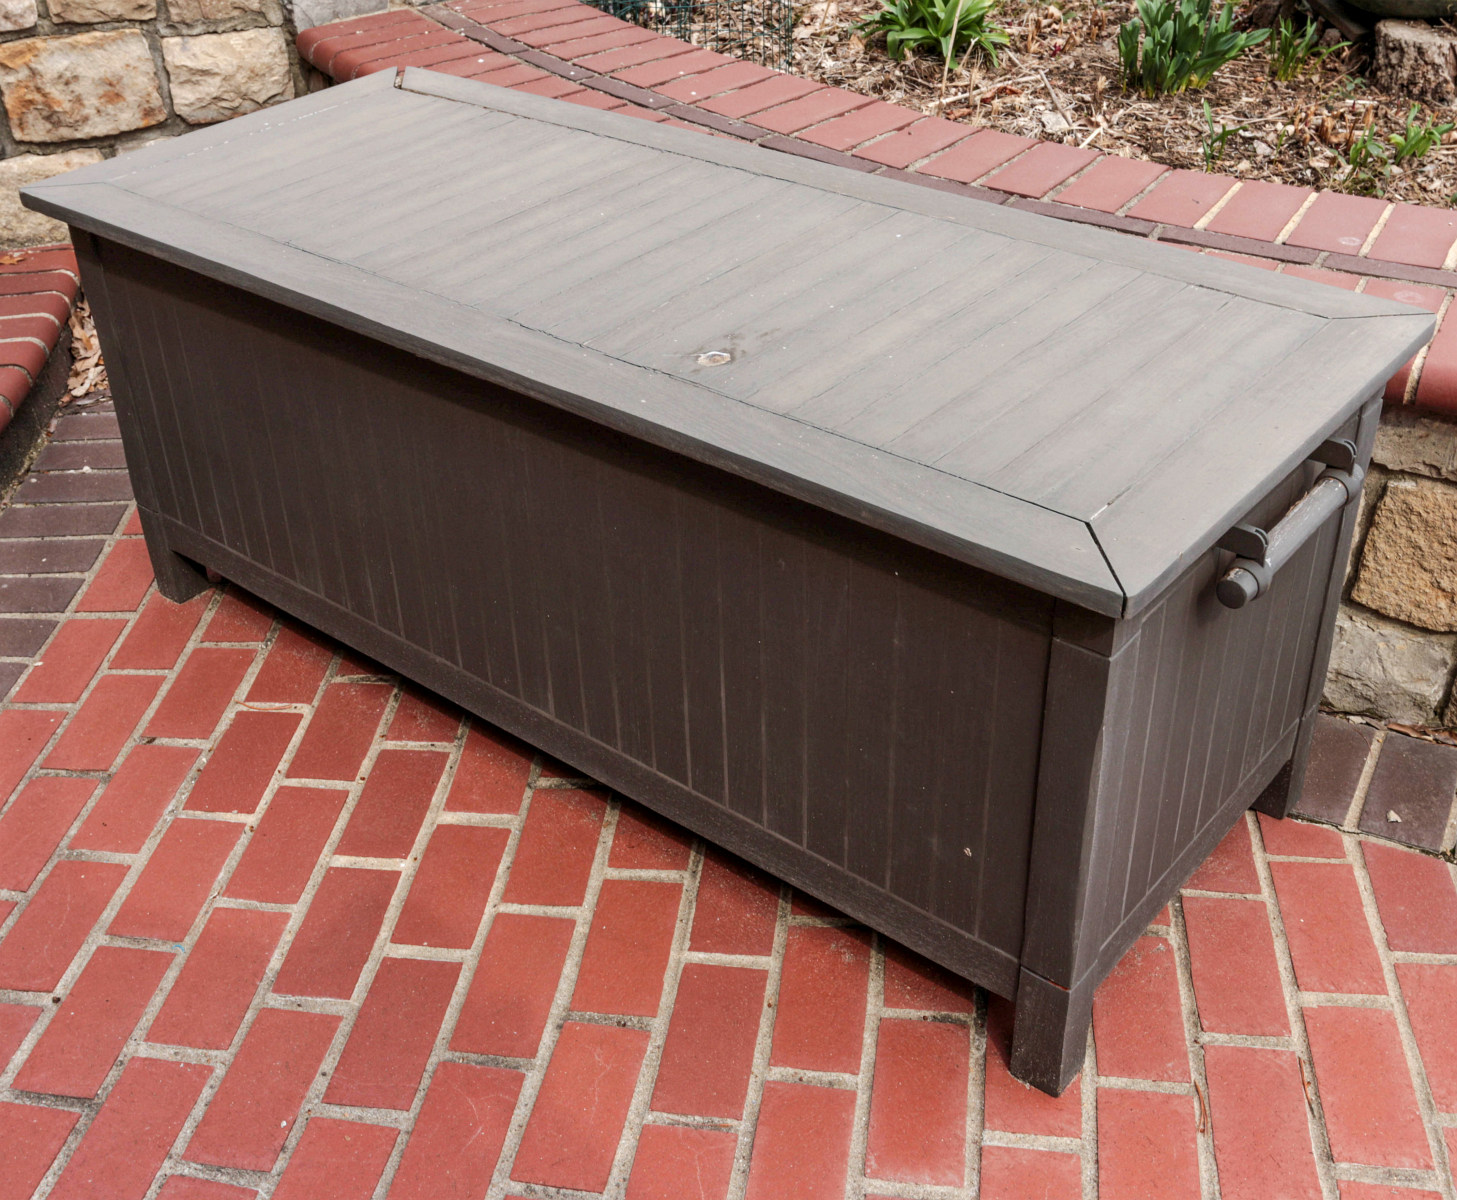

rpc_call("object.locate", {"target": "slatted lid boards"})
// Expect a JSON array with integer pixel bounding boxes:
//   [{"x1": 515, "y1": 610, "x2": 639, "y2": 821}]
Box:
[{"x1": 24, "y1": 69, "x2": 1434, "y2": 617}]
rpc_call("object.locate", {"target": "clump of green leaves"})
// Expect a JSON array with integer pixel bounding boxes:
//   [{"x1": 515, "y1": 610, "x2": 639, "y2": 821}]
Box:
[
  {"x1": 857, "y1": 0, "x2": 1009, "y2": 65},
  {"x1": 1269, "y1": 15, "x2": 1319, "y2": 79},
  {"x1": 1117, "y1": 0, "x2": 1269, "y2": 96},
  {"x1": 1340, "y1": 104, "x2": 1454, "y2": 194},
  {"x1": 1201, "y1": 99, "x2": 1245, "y2": 169},
  {"x1": 1269, "y1": 14, "x2": 1346, "y2": 80}
]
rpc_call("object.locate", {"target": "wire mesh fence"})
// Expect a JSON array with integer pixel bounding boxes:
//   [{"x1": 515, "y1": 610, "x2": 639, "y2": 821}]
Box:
[{"x1": 581, "y1": 0, "x2": 794, "y2": 70}]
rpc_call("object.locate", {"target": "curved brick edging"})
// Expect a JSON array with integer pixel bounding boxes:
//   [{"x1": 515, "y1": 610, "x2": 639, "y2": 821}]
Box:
[
  {"x1": 296, "y1": 0, "x2": 1457, "y2": 416},
  {"x1": 0, "y1": 244, "x2": 77, "y2": 443}
]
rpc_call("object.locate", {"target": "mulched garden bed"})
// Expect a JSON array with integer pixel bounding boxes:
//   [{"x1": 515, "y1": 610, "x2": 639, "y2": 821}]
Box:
[{"x1": 791, "y1": 0, "x2": 1457, "y2": 205}]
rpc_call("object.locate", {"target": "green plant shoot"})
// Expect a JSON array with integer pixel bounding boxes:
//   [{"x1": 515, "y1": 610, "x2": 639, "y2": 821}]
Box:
[
  {"x1": 1117, "y1": 0, "x2": 1269, "y2": 96},
  {"x1": 857, "y1": 0, "x2": 1009, "y2": 65}
]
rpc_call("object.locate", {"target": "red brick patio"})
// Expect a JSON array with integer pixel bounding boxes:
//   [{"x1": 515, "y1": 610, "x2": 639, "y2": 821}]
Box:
[{"x1": 1, "y1": 394, "x2": 1456, "y2": 1199}]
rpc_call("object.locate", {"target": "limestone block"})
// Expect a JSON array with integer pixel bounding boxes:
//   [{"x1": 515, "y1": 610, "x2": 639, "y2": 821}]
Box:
[
  {"x1": 166, "y1": 0, "x2": 282, "y2": 26},
  {"x1": 161, "y1": 28, "x2": 292, "y2": 125},
  {"x1": 1324, "y1": 606, "x2": 1457, "y2": 727},
  {"x1": 0, "y1": 148, "x2": 102, "y2": 245},
  {"x1": 48, "y1": 0, "x2": 156, "y2": 23},
  {"x1": 1373, "y1": 19, "x2": 1457, "y2": 105},
  {"x1": 291, "y1": 0, "x2": 386, "y2": 31},
  {"x1": 0, "y1": 32, "x2": 166, "y2": 143},
  {"x1": 1352, "y1": 477, "x2": 1457, "y2": 632},
  {"x1": 1373, "y1": 409, "x2": 1457, "y2": 484},
  {"x1": 0, "y1": 0, "x2": 37, "y2": 33}
]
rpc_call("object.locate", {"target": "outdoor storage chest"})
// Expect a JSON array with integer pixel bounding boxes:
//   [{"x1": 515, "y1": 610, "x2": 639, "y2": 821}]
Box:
[{"x1": 23, "y1": 69, "x2": 1434, "y2": 1094}]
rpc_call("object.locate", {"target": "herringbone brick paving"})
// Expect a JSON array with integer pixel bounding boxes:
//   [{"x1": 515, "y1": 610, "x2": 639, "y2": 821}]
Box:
[{"x1": 1, "y1": 396, "x2": 1457, "y2": 1199}]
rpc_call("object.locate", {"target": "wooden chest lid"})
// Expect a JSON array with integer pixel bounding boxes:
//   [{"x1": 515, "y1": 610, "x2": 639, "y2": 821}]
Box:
[{"x1": 24, "y1": 69, "x2": 1434, "y2": 616}]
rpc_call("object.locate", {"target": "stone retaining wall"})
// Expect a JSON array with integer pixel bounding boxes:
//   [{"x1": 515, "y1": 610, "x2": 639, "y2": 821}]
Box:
[
  {"x1": 1330, "y1": 412, "x2": 1457, "y2": 727},
  {"x1": 0, "y1": 0, "x2": 393, "y2": 245}
]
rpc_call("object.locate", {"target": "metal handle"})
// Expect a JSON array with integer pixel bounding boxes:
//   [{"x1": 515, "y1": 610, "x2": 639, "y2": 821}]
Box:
[{"x1": 1215, "y1": 439, "x2": 1364, "y2": 609}]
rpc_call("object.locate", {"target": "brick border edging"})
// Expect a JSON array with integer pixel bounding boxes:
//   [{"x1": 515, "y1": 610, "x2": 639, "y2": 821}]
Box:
[{"x1": 0, "y1": 320, "x2": 72, "y2": 504}]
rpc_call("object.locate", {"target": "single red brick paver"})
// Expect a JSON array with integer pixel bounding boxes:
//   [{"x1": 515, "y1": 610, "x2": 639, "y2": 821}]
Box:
[
  {"x1": 110, "y1": 592, "x2": 207, "y2": 669},
  {"x1": 44, "y1": 673, "x2": 162, "y2": 771},
  {"x1": 751, "y1": 88, "x2": 871, "y2": 135},
  {"x1": 387, "y1": 1063, "x2": 522, "y2": 1200},
  {"x1": 1395, "y1": 962, "x2": 1457, "y2": 1112},
  {"x1": 978, "y1": 1147, "x2": 1081, "y2": 1200},
  {"x1": 326, "y1": 957, "x2": 460, "y2": 1110},
  {"x1": 1097, "y1": 1089, "x2": 1199, "y2": 1200},
  {"x1": 0, "y1": 1003, "x2": 40, "y2": 1072},
  {"x1": 75, "y1": 538, "x2": 153, "y2": 612},
  {"x1": 1300, "y1": 720, "x2": 1379, "y2": 823},
  {"x1": 690, "y1": 852, "x2": 779, "y2": 955},
  {"x1": 699, "y1": 73, "x2": 820, "y2": 118},
  {"x1": 1364, "y1": 277, "x2": 1448, "y2": 404},
  {"x1": 544, "y1": 25, "x2": 656, "y2": 59},
  {"x1": 865, "y1": 1018, "x2": 968, "y2": 1186},
  {"x1": 1363, "y1": 840, "x2": 1457, "y2": 953},
  {"x1": 610, "y1": 802, "x2": 692, "y2": 869},
  {"x1": 1414, "y1": 301, "x2": 1457, "y2": 414},
  {"x1": 0, "y1": 708, "x2": 63, "y2": 799},
  {"x1": 272, "y1": 867, "x2": 398, "y2": 999},
  {"x1": 986, "y1": 143, "x2": 1099, "y2": 199},
  {"x1": 1184, "y1": 819, "x2": 1261, "y2": 894},
  {"x1": 770, "y1": 925, "x2": 870, "y2": 1073},
  {"x1": 1203, "y1": 1045, "x2": 1322, "y2": 1200},
  {"x1": 0, "y1": 860, "x2": 128, "y2": 991},
  {"x1": 1359, "y1": 734, "x2": 1457, "y2": 852},
  {"x1": 0, "y1": 775, "x2": 94, "y2": 890},
  {"x1": 145, "y1": 646, "x2": 255, "y2": 739},
  {"x1": 1368, "y1": 203, "x2": 1457, "y2": 268},
  {"x1": 1284, "y1": 191, "x2": 1388, "y2": 252},
  {"x1": 201, "y1": 589, "x2": 273, "y2": 642},
  {"x1": 798, "y1": 100, "x2": 918, "y2": 152},
  {"x1": 574, "y1": 37, "x2": 695, "y2": 73},
  {"x1": 1304, "y1": 1006, "x2": 1430, "y2": 1167},
  {"x1": 224, "y1": 785, "x2": 347, "y2": 903},
  {"x1": 882, "y1": 943, "x2": 976, "y2": 1013},
  {"x1": 1182, "y1": 895, "x2": 1288, "y2": 1035},
  {"x1": 184, "y1": 1008, "x2": 340, "y2": 1171},
  {"x1": 513, "y1": 1021, "x2": 649, "y2": 1191},
  {"x1": 445, "y1": 723, "x2": 533, "y2": 812},
  {"x1": 1338, "y1": 1185, "x2": 1443, "y2": 1200},
  {"x1": 13, "y1": 945, "x2": 172, "y2": 1098},
  {"x1": 853, "y1": 117, "x2": 971, "y2": 169},
  {"x1": 613, "y1": 48, "x2": 733, "y2": 87},
  {"x1": 154, "y1": 1178, "x2": 254, "y2": 1200},
  {"x1": 185, "y1": 710, "x2": 301, "y2": 814},
  {"x1": 1268, "y1": 861, "x2": 1385, "y2": 994},
  {"x1": 271, "y1": 1119, "x2": 398, "y2": 1200},
  {"x1": 626, "y1": 1125, "x2": 738, "y2": 1200},
  {"x1": 394, "y1": 823, "x2": 509, "y2": 948},
  {"x1": 245, "y1": 624, "x2": 332, "y2": 703},
  {"x1": 451, "y1": 913, "x2": 575, "y2": 1057},
  {"x1": 1091, "y1": 935, "x2": 1188, "y2": 1082},
  {"x1": 744, "y1": 1082, "x2": 857, "y2": 1200},
  {"x1": 287, "y1": 681, "x2": 392, "y2": 781},
  {"x1": 109, "y1": 817, "x2": 241, "y2": 942},
  {"x1": 656, "y1": 59, "x2": 774, "y2": 101},
  {"x1": 1127, "y1": 169, "x2": 1236, "y2": 226},
  {"x1": 921, "y1": 130, "x2": 1036, "y2": 184},
  {"x1": 335, "y1": 746, "x2": 448, "y2": 858},
  {"x1": 71, "y1": 744, "x2": 198, "y2": 853},
  {"x1": 147, "y1": 907, "x2": 289, "y2": 1050},
  {"x1": 572, "y1": 878, "x2": 682, "y2": 1016},
  {"x1": 502, "y1": 787, "x2": 606, "y2": 906},
  {"x1": 1205, "y1": 181, "x2": 1312, "y2": 241},
  {"x1": 12, "y1": 617, "x2": 124, "y2": 702},
  {"x1": 1053, "y1": 155, "x2": 1167, "y2": 213},
  {"x1": 50, "y1": 1057, "x2": 210, "y2": 1200},
  {"x1": 0, "y1": 1102, "x2": 80, "y2": 1200},
  {"x1": 388, "y1": 688, "x2": 461, "y2": 741},
  {"x1": 1258, "y1": 813, "x2": 1346, "y2": 858},
  {"x1": 983, "y1": 998, "x2": 1081, "y2": 1138},
  {"x1": 652, "y1": 963, "x2": 766, "y2": 1119}
]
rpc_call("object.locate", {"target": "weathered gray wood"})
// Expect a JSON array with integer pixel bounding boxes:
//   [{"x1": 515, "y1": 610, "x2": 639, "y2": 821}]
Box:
[{"x1": 25, "y1": 75, "x2": 1433, "y2": 620}]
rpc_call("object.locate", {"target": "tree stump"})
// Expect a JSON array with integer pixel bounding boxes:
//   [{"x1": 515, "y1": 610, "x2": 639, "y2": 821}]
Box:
[{"x1": 1373, "y1": 19, "x2": 1457, "y2": 104}]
